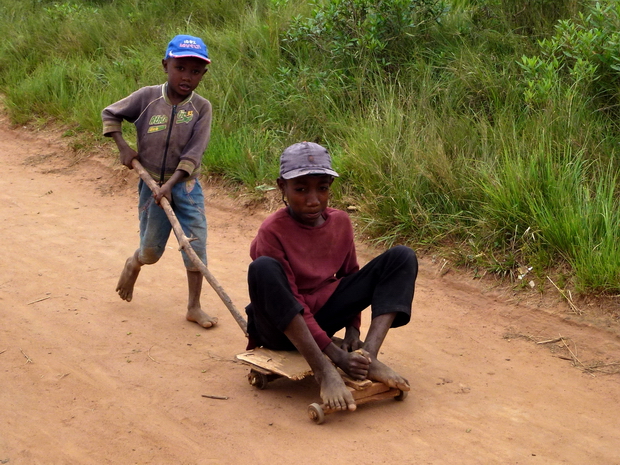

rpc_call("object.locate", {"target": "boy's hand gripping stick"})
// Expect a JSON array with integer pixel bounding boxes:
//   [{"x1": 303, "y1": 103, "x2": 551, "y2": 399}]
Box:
[{"x1": 131, "y1": 158, "x2": 248, "y2": 336}]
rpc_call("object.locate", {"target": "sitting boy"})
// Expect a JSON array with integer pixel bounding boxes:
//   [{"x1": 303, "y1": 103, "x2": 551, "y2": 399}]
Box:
[
  {"x1": 102, "y1": 35, "x2": 217, "y2": 329},
  {"x1": 246, "y1": 141, "x2": 418, "y2": 411}
]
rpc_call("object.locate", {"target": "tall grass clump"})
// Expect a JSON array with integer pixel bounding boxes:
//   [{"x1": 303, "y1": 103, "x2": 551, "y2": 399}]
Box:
[
  {"x1": 476, "y1": 140, "x2": 620, "y2": 292},
  {"x1": 329, "y1": 70, "x2": 472, "y2": 245}
]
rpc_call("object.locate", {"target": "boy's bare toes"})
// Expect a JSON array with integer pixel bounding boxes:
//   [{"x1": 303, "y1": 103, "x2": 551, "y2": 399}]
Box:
[
  {"x1": 187, "y1": 309, "x2": 218, "y2": 328},
  {"x1": 319, "y1": 367, "x2": 356, "y2": 412},
  {"x1": 392, "y1": 377, "x2": 411, "y2": 392},
  {"x1": 327, "y1": 394, "x2": 356, "y2": 412},
  {"x1": 368, "y1": 358, "x2": 411, "y2": 391},
  {"x1": 116, "y1": 286, "x2": 133, "y2": 302},
  {"x1": 116, "y1": 257, "x2": 140, "y2": 302}
]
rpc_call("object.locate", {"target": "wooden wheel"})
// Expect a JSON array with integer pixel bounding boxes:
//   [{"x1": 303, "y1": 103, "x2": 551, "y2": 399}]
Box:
[
  {"x1": 248, "y1": 369, "x2": 269, "y2": 390},
  {"x1": 395, "y1": 389, "x2": 408, "y2": 401},
  {"x1": 307, "y1": 403, "x2": 325, "y2": 424}
]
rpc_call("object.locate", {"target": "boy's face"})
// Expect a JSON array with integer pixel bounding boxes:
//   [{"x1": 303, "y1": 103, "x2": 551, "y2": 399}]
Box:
[
  {"x1": 277, "y1": 174, "x2": 334, "y2": 227},
  {"x1": 162, "y1": 56, "x2": 208, "y2": 103}
]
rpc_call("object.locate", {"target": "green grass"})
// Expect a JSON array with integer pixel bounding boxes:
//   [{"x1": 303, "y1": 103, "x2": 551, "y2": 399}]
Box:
[{"x1": 1, "y1": 0, "x2": 619, "y2": 296}]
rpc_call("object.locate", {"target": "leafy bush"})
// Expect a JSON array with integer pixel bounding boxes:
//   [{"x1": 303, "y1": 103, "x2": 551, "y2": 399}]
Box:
[
  {"x1": 518, "y1": 1, "x2": 620, "y2": 109},
  {"x1": 283, "y1": 0, "x2": 445, "y2": 70},
  {"x1": 495, "y1": 0, "x2": 581, "y2": 35}
]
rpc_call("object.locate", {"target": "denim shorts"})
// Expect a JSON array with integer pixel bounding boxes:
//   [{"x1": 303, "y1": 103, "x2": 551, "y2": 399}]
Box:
[{"x1": 137, "y1": 177, "x2": 207, "y2": 271}]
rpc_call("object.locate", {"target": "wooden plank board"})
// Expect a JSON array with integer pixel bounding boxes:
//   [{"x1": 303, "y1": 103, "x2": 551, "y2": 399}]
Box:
[
  {"x1": 341, "y1": 373, "x2": 373, "y2": 390},
  {"x1": 236, "y1": 348, "x2": 313, "y2": 380},
  {"x1": 237, "y1": 349, "x2": 383, "y2": 391}
]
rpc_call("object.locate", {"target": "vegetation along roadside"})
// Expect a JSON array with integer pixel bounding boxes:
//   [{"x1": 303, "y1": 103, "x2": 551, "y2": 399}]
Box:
[{"x1": 1, "y1": 0, "x2": 619, "y2": 305}]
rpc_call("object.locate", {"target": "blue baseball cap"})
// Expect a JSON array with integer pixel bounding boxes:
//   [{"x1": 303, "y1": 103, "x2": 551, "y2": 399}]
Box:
[{"x1": 164, "y1": 35, "x2": 211, "y2": 64}]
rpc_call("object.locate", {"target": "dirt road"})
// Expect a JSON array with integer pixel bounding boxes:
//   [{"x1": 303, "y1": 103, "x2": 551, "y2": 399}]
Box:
[{"x1": 1, "y1": 120, "x2": 620, "y2": 464}]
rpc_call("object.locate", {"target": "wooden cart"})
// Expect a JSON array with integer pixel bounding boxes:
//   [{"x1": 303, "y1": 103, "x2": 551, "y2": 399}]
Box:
[{"x1": 236, "y1": 348, "x2": 407, "y2": 424}]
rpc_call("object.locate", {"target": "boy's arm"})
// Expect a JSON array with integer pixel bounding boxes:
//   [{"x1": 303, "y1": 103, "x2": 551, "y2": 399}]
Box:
[
  {"x1": 251, "y1": 227, "x2": 334, "y2": 350},
  {"x1": 323, "y1": 340, "x2": 370, "y2": 380},
  {"x1": 339, "y1": 231, "x2": 363, "y2": 350},
  {"x1": 177, "y1": 99, "x2": 212, "y2": 177},
  {"x1": 253, "y1": 227, "x2": 368, "y2": 380},
  {"x1": 109, "y1": 131, "x2": 138, "y2": 168},
  {"x1": 102, "y1": 86, "x2": 151, "y2": 168},
  {"x1": 341, "y1": 326, "x2": 363, "y2": 351}
]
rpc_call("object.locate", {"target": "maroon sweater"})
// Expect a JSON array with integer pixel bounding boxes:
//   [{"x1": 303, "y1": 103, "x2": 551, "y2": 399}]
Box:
[{"x1": 250, "y1": 207, "x2": 360, "y2": 349}]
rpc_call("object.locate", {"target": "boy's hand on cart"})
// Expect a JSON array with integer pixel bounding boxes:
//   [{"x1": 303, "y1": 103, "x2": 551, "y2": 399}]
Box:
[
  {"x1": 325, "y1": 342, "x2": 370, "y2": 380},
  {"x1": 339, "y1": 348, "x2": 371, "y2": 381},
  {"x1": 349, "y1": 349, "x2": 372, "y2": 380},
  {"x1": 341, "y1": 326, "x2": 363, "y2": 352}
]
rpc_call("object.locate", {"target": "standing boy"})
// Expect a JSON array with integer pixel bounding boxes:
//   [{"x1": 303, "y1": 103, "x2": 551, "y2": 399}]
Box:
[
  {"x1": 246, "y1": 142, "x2": 418, "y2": 411},
  {"x1": 102, "y1": 34, "x2": 217, "y2": 329}
]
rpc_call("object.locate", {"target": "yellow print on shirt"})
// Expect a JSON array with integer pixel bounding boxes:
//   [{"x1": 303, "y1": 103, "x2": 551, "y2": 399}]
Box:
[
  {"x1": 176, "y1": 110, "x2": 194, "y2": 124},
  {"x1": 148, "y1": 114, "x2": 168, "y2": 133}
]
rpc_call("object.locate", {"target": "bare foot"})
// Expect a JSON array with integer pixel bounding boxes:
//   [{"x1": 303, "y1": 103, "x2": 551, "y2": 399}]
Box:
[
  {"x1": 366, "y1": 354, "x2": 410, "y2": 391},
  {"x1": 116, "y1": 255, "x2": 141, "y2": 302},
  {"x1": 186, "y1": 307, "x2": 218, "y2": 328},
  {"x1": 316, "y1": 364, "x2": 356, "y2": 412}
]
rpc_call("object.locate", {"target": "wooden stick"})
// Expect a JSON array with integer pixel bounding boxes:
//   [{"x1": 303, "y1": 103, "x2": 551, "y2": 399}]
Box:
[
  {"x1": 589, "y1": 362, "x2": 620, "y2": 368},
  {"x1": 147, "y1": 345, "x2": 159, "y2": 363},
  {"x1": 546, "y1": 277, "x2": 582, "y2": 315},
  {"x1": 27, "y1": 295, "x2": 51, "y2": 305},
  {"x1": 20, "y1": 348, "x2": 33, "y2": 364},
  {"x1": 560, "y1": 336, "x2": 585, "y2": 368},
  {"x1": 537, "y1": 337, "x2": 564, "y2": 345},
  {"x1": 201, "y1": 394, "x2": 229, "y2": 400},
  {"x1": 131, "y1": 159, "x2": 248, "y2": 335},
  {"x1": 600, "y1": 363, "x2": 620, "y2": 369}
]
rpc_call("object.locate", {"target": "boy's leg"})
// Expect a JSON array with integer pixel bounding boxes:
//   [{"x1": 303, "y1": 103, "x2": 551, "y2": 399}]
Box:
[
  {"x1": 316, "y1": 245, "x2": 418, "y2": 335},
  {"x1": 316, "y1": 245, "x2": 418, "y2": 390},
  {"x1": 363, "y1": 313, "x2": 410, "y2": 391},
  {"x1": 171, "y1": 178, "x2": 217, "y2": 328},
  {"x1": 247, "y1": 256, "x2": 356, "y2": 411},
  {"x1": 116, "y1": 249, "x2": 143, "y2": 302},
  {"x1": 285, "y1": 313, "x2": 356, "y2": 411},
  {"x1": 186, "y1": 269, "x2": 217, "y2": 327},
  {"x1": 117, "y1": 180, "x2": 171, "y2": 301},
  {"x1": 246, "y1": 256, "x2": 304, "y2": 350}
]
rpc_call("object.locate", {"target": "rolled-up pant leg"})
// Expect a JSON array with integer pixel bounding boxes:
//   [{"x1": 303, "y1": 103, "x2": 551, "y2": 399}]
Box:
[{"x1": 246, "y1": 256, "x2": 303, "y2": 350}]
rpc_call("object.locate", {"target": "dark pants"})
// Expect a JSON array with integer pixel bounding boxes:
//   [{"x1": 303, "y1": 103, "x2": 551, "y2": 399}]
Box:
[{"x1": 245, "y1": 245, "x2": 418, "y2": 350}]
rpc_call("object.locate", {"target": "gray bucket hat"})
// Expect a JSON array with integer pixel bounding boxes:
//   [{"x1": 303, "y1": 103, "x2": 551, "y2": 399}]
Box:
[{"x1": 279, "y1": 142, "x2": 339, "y2": 179}]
